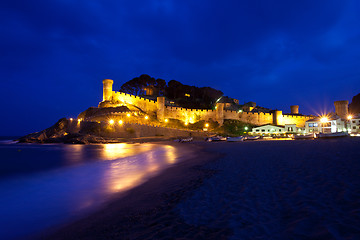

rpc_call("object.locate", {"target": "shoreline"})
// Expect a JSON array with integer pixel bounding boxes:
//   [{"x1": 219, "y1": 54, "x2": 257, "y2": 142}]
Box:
[
  {"x1": 34, "y1": 138, "x2": 360, "y2": 239},
  {"x1": 38, "y1": 141, "x2": 230, "y2": 240}
]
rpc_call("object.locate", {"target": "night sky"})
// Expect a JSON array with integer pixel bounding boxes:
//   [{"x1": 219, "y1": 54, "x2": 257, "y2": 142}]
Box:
[{"x1": 1, "y1": 0, "x2": 360, "y2": 135}]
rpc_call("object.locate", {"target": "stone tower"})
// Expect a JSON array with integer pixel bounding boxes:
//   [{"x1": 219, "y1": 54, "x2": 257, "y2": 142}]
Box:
[
  {"x1": 273, "y1": 110, "x2": 283, "y2": 125},
  {"x1": 157, "y1": 96, "x2": 165, "y2": 122},
  {"x1": 334, "y1": 100, "x2": 349, "y2": 119},
  {"x1": 216, "y1": 103, "x2": 224, "y2": 126},
  {"x1": 290, "y1": 105, "x2": 299, "y2": 114},
  {"x1": 102, "y1": 79, "x2": 113, "y2": 101}
]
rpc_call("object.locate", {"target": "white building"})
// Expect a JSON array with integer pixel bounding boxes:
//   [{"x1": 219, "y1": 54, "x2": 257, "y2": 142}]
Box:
[
  {"x1": 349, "y1": 114, "x2": 360, "y2": 133},
  {"x1": 305, "y1": 115, "x2": 348, "y2": 134},
  {"x1": 252, "y1": 124, "x2": 304, "y2": 135}
]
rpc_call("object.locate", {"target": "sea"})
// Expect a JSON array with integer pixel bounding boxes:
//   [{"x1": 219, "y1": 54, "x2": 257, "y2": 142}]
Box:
[{"x1": 0, "y1": 137, "x2": 190, "y2": 239}]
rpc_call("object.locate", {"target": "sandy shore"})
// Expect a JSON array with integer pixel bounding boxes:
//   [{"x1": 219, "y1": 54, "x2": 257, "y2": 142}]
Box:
[
  {"x1": 41, "y1": 138, "x2": 360, "y2": 239},
  {"x1": 39, "y1": 142, "x2": 229, "y2": 240}
]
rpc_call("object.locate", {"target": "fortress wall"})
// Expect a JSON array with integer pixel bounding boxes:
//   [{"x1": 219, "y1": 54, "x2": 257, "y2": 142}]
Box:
[
  {"x1": 164, "y1": 106, "x2": 217, "y2": 122},
  {"x1": 282, "y1": 114, "x2": 312, "y2": 127},
  {"x1": 88, "y1": 121, "x2": 209, "y2": 138},
  {"x1": 237, "y1": 112, "x2": 273, "y2": 125},
  {"x1": 107, "y1": 90, "x2": 311, "y2": 127},
  {"x1": 113, "y1": 92, "x2": 158, "y2": 112},
  {"x1": 223, "y1": 110, "x2": 238, "y2": 120}
]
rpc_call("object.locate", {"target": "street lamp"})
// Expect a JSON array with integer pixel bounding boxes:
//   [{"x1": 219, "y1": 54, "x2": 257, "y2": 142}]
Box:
[
  {"x1": 320, "y1": 117, "x2": 328, "y2": 133},
  {"x1": 347, "y1": 115, "x2": 353, "y2": 133}
]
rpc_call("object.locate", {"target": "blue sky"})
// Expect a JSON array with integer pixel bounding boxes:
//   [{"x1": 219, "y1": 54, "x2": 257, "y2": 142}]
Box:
[{"x1": 1, "y1": 0, "x2": 360, "y2": 135}]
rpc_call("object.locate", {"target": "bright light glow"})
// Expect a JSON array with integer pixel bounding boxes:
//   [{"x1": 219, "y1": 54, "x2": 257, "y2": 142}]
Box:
[
  {"x1": 127, "y1": 113, "x2": 131, "y2": 117},
  {"x1": 320, "y1": 117, "x2": 328, "y2": 123},
  {"x1": 69, "y1": 118, "x2": 73, "y2": 121},
  {"x1": 184, "y1": 122, "x2": 188, "y2": 126},
  {"x1": 205, "y1": 123, "x2": 209, "y2": 127},
  {"x1": 77, "y1": 119, "x2": 81, "y2": 123},
  {"x1": 145, "y1": 116, "x2": 149, "y2": 120},
  {"x1": 189, "y1": 117, "x2": 195, "y2": 124},
  {"x1": 347, "y1": 115, "x2": 353, "y2": 120},
  {"x1": 119, "y1": 120, "x2": 123, "y2": 125},
  {"x1": 109, "y1": 119, "x2": 114, "y2": 124},
  {"x1": 164, "y1": 119, "x2": 169, "y2": 123},
  {"x1": 244, "y1": 126, "x2": 248, "y2": 130}
]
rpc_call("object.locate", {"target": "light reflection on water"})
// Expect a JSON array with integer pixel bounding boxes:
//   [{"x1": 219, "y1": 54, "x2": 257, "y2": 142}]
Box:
[{"x1": 0, "y1": 143, "x2": 183, "y2": 240}]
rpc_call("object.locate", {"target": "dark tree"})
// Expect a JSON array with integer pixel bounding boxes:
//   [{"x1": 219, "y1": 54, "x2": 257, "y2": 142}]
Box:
[
  {"x1": 155, "y1": 78, "x2": 166, "y2": 96},
  {"x1": 120, "y1": 74, "x2": 223, "y2": 109},
  {"x1": 120, "y1": 74, "x2": 156, "y2": 96}
]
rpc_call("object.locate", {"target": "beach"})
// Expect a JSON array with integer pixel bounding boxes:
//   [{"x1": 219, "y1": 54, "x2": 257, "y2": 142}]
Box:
[{"x1": 43, "y1": 138, "x2": 360, "y2": 239}]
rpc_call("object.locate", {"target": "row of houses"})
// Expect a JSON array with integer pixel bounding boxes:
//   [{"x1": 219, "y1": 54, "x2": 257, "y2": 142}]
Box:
[{"x1": 252, "y1": 114, "x2": 360, "y2": 135}]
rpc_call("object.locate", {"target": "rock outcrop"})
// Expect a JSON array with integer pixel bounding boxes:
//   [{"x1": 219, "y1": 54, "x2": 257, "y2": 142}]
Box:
[{"x1": 18, "y1": 118, "x2": 69, "y2": 143}]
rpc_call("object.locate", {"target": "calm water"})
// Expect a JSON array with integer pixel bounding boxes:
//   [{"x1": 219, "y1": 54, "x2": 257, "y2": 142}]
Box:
[{"x1": 0, "y1": 140, "x2": 192, "y2": 239}]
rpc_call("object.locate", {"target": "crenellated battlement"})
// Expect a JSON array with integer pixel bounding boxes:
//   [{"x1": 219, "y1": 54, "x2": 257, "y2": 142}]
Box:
[{"x1": 99, "y1": 79, "x2": 312, "y2": 127}]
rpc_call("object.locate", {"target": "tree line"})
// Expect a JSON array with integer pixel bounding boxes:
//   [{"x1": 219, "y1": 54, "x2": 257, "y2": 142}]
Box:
[{"x1": 120, "y1": 74, "x2": 223, "y2": 109}]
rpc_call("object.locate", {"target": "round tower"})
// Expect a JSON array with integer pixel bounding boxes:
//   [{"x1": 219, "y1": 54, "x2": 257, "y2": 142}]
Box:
[
  {"x1": 157, "y1": 96, "x2": 165, "y2": 122},
  {"x1": 102, "y1": 79, "x2": 113, "y2": 101},
  {"x1": 273, "y1": 110, "x2": 283, "y2": 125},
  {"x1": 216, "y1": 103, "x2": 224, "y2": 126},
  {"x1": 334, "y1": 100, "x2": 349, "y2": 119},
  {"x1": 290, "y1": 105, "x2": 299, "y2": 114}
]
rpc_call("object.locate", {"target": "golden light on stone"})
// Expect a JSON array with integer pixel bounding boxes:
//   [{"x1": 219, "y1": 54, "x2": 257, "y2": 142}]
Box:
[
  {"x1": 127, "y1": 113, "x2": 131, "y2": 117},
  {"x1": 145, "y1": 115, "x2": 149, "y2": 120},
  {"x1": 109, "y1": 119, "x2": 114, "y2": 125},
  {"x1": 119, "y1": 120, "x2": 123, "y2": 125},
  {"x1": 189, "y1": 117, "x2": 195, "y2": 124}
]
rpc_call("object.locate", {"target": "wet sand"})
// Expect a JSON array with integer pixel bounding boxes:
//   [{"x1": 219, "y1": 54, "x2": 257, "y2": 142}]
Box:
[{"x1": 42, "y1": 138, "x2": 360, "y2": 239}]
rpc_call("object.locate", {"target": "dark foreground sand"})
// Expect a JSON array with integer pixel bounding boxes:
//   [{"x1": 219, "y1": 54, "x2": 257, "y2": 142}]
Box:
[{"x1": 43, "y1": 138, "x2": 360, "y2": 240}]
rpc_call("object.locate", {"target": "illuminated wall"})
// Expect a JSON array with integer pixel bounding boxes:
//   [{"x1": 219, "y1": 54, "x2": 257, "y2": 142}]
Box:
[{"x1": 101, "y1": 79, "x2": 311, "y2": 127}]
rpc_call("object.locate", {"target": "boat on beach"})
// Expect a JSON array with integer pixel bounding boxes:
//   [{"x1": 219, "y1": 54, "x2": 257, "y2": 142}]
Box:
[
  {"x1": 293, "y1": 133, "x2": 315, "y2": 140},
  {"x1": 179, "y1": 137, "x2": 193, "y2": 142},
  {"x1": 205, "y1": 135, "x2": 227, "y2": 142},
  {"x1": 226, "y1": 136, "x2": 245, "y2": 142},
  {"x1": 245, "y1": 136, "x2": 260, "y2": 141},
  {"x1": 317, "y1": 132, "x2": 349, "y2": 139}
]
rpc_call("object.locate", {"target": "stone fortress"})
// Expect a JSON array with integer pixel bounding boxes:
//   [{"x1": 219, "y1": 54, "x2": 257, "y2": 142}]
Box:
[{"x1": 97, "y1": 79, "x2": 313, "y2": 127}]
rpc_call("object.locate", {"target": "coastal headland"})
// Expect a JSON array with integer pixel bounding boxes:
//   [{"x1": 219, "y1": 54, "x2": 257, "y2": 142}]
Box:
[{"x1": 42, "y1": 138, "x2": 360, "y2": 239}]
